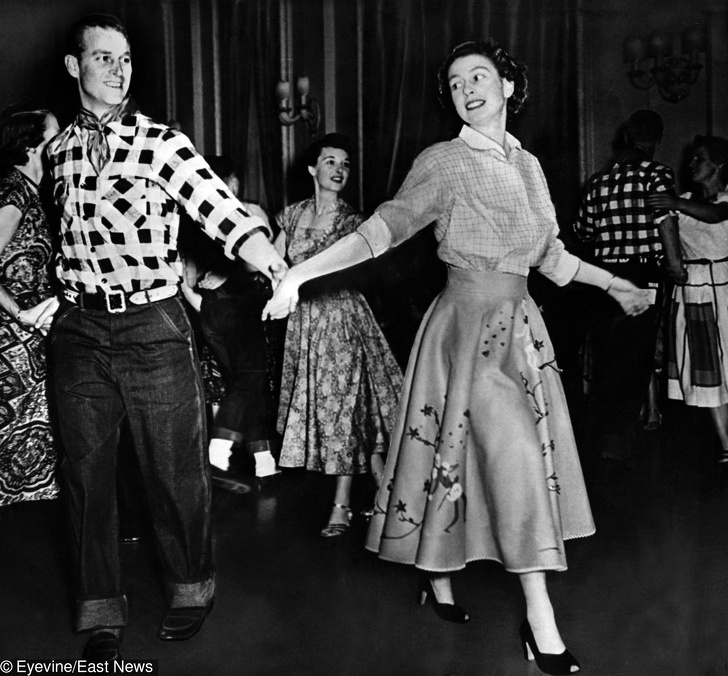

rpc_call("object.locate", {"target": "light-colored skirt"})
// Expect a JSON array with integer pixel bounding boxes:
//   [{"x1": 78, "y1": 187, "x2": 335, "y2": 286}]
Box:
[
  {"x1": 667, "y1": 259, "x2": 728, "y2": 407},
  {"x1": 365, "y1": 268, "x2": 595, "y2": 573}
]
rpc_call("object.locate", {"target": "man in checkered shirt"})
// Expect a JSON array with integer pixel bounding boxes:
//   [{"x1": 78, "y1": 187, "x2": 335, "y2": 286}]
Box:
[
  {"x1": 30, "y1": 14, "x2": 287, "y2": 660},
  {"x1": 574, "y1": 110, "x2": 685, "y2": 482}
]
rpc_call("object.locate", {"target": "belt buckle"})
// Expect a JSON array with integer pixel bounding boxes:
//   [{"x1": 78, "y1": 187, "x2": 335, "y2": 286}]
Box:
[{"x1": 105, "y1": 290, "x2": 127, "y2": 313}]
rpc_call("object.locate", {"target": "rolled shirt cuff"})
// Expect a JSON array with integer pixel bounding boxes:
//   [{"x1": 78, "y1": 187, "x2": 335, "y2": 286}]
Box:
[
  {"x1": 356, "y1": 212, "x2": 392, "y2": 258},
  {"x1": 224, "y1": 219, "x2": 269, "y2": 259},
  {"x1": 539, "y1": 250, "x2": 581, "y2": 287}
]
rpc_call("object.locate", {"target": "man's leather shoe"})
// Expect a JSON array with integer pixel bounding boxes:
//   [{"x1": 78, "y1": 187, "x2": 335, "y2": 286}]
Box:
[
  {"x1": 82, "y1": 630, "x2": 122, "y2": 661},
  {"x1": 157, "y1": 601, "x2": 214, "y2": 640}
]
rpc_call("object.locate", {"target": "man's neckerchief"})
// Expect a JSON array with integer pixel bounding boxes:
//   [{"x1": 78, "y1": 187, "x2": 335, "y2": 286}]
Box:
[{"x1": 74, "y1": 97, "x2": 138, "y2": 174}]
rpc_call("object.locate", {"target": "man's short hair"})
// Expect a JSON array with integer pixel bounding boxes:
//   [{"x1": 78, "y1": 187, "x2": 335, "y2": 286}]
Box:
[
  {"x1": 66, "y1": 14, "x2": 129, "y2": 58},
  {"x1": 625, "y1": 110, "x2": 664, "y2": 146}
]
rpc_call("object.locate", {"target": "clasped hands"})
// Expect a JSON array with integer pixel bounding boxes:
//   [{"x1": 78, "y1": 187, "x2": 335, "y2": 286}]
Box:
[
  {"x1": 13, "y1": 262, "x2": 296, "y2": 332},
  {"x1": 606, "y1": 277, "x2": 652, "y2": 316},
  {"x1": 17, "y1": 296, "x2": 59, "y2": 335},
  {"x1": 264, "y1": 267, "x2": 658, "y2": 320},
  {"x1": 263, "y1": 264, "x2": 301, "y2": 320}
]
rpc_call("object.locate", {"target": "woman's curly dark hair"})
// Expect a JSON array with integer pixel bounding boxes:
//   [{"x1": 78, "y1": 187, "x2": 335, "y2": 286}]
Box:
[
  {"x1": 437, "y1": 39, "x2": 528, "y2": 119},
  {"x1": 304, "y1": 133, "x2": 354, "y2": 168},
  {"x1": 0, "y1": 110, "x2": 52, "y2": 172}
]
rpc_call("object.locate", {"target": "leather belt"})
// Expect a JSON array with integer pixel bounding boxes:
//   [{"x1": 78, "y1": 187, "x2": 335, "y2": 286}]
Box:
[{"x1": 62, "y1": 285, "x2": 179, "y2": 313}]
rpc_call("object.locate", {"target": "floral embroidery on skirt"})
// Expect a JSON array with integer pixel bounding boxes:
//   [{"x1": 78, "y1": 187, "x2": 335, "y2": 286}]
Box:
[{"x1": 366, "y1": 269, "x2": 594, "y2": 573}]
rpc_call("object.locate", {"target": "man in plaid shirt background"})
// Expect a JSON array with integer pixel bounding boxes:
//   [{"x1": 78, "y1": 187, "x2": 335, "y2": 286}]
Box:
[
  {"x1": 574, "y1": 109, "x2": 685, "y2": 482},
  {"x1": 27, "y1": 14, "x2": 287, "y2": 661}
]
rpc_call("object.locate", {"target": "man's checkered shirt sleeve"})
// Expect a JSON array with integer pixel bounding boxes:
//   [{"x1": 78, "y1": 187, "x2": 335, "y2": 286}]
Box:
[
  {"x1": 151, "y1": 128, "x2": 265, "y2": 259},
  {"x1": 49, "y1": 115, "x2": 267, "y2": 294}
]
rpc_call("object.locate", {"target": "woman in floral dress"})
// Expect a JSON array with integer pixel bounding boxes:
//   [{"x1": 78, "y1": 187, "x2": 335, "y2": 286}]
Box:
[
  {"x1": 274, "y1": 133, "x2": 402, "y2": 537},
  {"x1": 266, "y1": 42, "x2": 651, "y2": 674},
  {"x1": 0, "y1": 109, "x2": 61, "y2": 506}
]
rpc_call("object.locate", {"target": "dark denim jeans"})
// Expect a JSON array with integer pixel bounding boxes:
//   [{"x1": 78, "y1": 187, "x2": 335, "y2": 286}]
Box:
[
  {"x1": 588, "y1": 262, "x2": 663, "y2": 462},
  {"x1": 51, "y1": 297, "x2": 214, "y2": 631},
  {"x1": 200, "y1": 274, "x2": 277, "y2": 445}
]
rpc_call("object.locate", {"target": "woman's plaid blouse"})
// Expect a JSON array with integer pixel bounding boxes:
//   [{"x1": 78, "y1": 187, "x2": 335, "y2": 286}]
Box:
[{"x1": 360, "y1": 125, "x2": 579, "y2": 287}]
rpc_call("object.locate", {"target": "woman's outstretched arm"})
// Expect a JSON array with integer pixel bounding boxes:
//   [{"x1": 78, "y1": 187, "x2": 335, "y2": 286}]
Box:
[
  {"x1": 262, "y1": 230, "x2": 374, "y2": 320},
  {"x1": 647, "y1": 192, "x2": 728, "y2": 224},
  {"x1": 572, "y1": 260, "x2": 653, "y2": 316}
]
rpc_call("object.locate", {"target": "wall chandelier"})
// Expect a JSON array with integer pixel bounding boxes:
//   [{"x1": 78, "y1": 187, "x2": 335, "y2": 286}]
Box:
[
  {"x1": 276, "y1": 76, "x2": 320, "y2": 133},
  {"x1": 623, "y1": 24, "x2": 706, "y2": 103}
]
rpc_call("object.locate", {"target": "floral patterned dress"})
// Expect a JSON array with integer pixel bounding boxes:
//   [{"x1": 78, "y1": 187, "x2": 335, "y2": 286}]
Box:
[
  {"x1": 364, "y1": 127, "x2": 595, "y2": 573},
  {"x1": 0, "y1": 169, "x2": 59, "y2": 506},
  {"x1": 276, "y1": 198, "x2": 402, "y2": 475}
]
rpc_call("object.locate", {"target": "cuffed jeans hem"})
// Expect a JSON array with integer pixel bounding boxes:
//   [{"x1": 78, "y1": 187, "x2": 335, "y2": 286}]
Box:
[
  {"x1": 76, "y1": 595, "x2": 128, "y2": 632},
  {"x1": 166, "y1": 575, "x2": 215, "y2": 608},
  {"x1": 211, "y1": 427, "x2": 244, "y2": 444}
]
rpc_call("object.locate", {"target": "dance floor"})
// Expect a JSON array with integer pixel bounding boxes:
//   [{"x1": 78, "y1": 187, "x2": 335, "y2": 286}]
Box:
[{"x1": 1, "y1": 398, "x2": 726, "y2": 675}]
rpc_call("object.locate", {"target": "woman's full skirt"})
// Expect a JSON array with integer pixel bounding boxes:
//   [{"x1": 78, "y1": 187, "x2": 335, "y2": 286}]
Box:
[
  {"x1": 365, "y1": 269, "x2": 594, "y2": 573},
  {"x1": 278, "y1": 288, "x2": 402, "y2": 475}
]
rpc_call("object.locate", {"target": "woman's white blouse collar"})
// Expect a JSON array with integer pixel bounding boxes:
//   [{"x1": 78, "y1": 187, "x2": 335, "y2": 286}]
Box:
[{"x1": 458, "y1": 125, "x2": 521, "y2": 157}]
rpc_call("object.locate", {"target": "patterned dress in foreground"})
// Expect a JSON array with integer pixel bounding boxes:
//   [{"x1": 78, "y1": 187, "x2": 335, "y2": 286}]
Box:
[
  {"x1": 276, "y1": 198, "x2": 402, "y2": 475},
  {"x1": 0, "y1": 169, "x2": 58, "y2": 506}
]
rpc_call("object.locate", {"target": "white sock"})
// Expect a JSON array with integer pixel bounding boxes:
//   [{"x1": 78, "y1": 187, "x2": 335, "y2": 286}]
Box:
[
  {"x1": 254, "y1": 450, "x2": 279, "y2": 477},
  {"x1": 208, "y1": 439, "x2": 233, "y2": 471}
]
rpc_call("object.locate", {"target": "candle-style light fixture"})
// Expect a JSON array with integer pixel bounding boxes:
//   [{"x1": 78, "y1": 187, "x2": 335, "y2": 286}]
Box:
[
  {"x1": 623, "y1": 24, "x2": 706, "y2": 103},
  {"x1": 276, "y1": 76, "x2": 320, "y2": 133}
]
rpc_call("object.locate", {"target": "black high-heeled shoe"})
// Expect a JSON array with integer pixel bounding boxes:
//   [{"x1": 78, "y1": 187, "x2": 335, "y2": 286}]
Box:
[
  {"x1": 417, "y1": 577, "x2": 469, "y2": 623},
  {"x1": 519, "y1": 619, "x2": 580, "y2": 675}
]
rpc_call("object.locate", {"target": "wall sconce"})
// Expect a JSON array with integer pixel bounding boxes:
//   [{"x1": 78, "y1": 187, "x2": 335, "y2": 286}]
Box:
[
  {"x1": 623, "y1": 24, "x2": 706, "y2": 103},
  {"x1": 276, "y1": 76, "x2": 320, "y2": 133}
]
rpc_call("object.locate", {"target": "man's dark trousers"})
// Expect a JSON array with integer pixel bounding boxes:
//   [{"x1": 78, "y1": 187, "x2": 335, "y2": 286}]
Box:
[
  {"x1": 52, "y1": 296, "x2": 214, "y2": 631},
  {"x1": 588, "y1": 260, "x2": 663, "y2": 465}
]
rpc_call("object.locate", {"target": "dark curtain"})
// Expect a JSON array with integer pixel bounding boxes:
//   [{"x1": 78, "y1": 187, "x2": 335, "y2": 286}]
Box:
[
  {"x1": 219, "y1": 0, "x2": 283, "y2": 212},
  {"x1": 361, "y1": 0, "x2": 580, "y2": 225}
]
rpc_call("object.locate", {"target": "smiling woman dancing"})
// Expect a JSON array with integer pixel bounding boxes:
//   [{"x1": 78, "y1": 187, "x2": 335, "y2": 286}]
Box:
[
  {"x1": 265, "y1": 41, "x2": 651, "y2": 674},
  {"x1": 274, "y1": 133, "x2": 402, "y2": 538}
]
